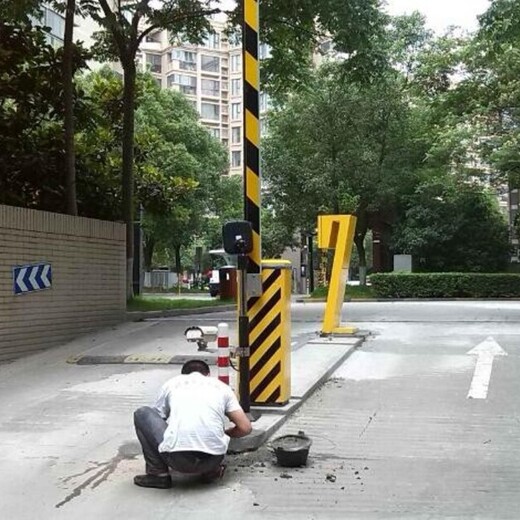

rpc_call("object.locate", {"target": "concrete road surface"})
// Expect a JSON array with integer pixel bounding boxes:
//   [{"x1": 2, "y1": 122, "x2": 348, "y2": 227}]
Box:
[
  {"x1": 1, "y1": 301, "x2": 520, "y2": 519},
  {"x1": 233, "y1": 301, "x2": 520, "y2": 518}
]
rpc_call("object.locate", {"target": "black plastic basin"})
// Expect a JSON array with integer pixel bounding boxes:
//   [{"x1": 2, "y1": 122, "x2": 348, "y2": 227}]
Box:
[{"x1": 271, "y1": 432, "x2": 312, "y2": 467}]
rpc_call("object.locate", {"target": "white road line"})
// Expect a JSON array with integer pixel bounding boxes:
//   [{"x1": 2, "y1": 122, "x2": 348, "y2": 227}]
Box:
[{"x1": 467, "y1": 337, "x2": 507, "y2": 400}]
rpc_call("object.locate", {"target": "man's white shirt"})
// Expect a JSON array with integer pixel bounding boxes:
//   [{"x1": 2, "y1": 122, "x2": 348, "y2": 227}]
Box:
[{"x1": 155, "y1": 373, "x2": 241, "y2": 455}]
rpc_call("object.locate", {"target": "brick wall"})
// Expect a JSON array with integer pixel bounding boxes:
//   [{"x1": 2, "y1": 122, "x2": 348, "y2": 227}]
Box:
[{"x1": 0, "y1": 205, "x2": 126, "y2": 362}]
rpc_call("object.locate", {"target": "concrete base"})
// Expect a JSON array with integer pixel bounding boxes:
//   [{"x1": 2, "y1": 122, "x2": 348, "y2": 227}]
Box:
[{"x1": 228, "y1": 428, "x2": 267, "y2": 453}]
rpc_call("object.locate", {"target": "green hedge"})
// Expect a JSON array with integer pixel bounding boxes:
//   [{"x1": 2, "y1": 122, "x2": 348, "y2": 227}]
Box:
[{"x1": 370, "y1": 273, "x2": 520, "y2": 298}]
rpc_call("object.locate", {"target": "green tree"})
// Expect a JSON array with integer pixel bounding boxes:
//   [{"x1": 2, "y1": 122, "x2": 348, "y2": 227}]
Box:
[
  {"x1": 263, "y1": 63, "x2": 430, "y2": 284},
  {"x1": 261, "y1": 207, "x2": 297, "y2": 258},
  {"x1": 228, "y1": 0, "x2": 386, "y2": 97},
  {"x1": 62, "y1": 0, "x2": 78, "y2": 215},
  {"x1": 0, "y1": 14, "x2": 89, "y2": 210},
  {"x1": 135, "y1": 77, "x2": 227, "y2": 275},
  {"x1": 201, "y1": 175, "x2": 244, "y2": 251},
  {"x1": 393, "y1": 179, "x2": 510, "y2": 272},
  {"x1": 80, "y1": 0, "x2": 217, "y2": 297}
]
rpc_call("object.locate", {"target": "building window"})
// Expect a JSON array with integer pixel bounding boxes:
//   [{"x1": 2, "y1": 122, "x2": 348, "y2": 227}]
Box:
[
  {"x1": 201, "y1": 55, "x2": 220, "y2": 73},
  {"x1": 171, "y1": 49, "x2": 197, "y2": 71},
  {"x1": 201, "y1": 79, "x2": 220, "y2": 97},
  {"x1": 146, "y1": 54, "x2": 162, "y2": 73},
  {"x1": 43, "y1": 7, "x2": 65, "y2": 39},
  {"x1": 228, "y1": 32, "x2": 241, "y2": 47},
  {"x1": 260, "y1": 92, "x2": 270, "y2": 112},
  {"x1": 231, "y1": 126, "x2": 241, "y2": 144},
  {"x1": 260, "y1": 118, "x2": 269, "y2": 137},
  {"x1": 204, "y1": 32, "x2": 220, "y2": 49},
  {"x1": 200, "y1": 102, "x2": 220, "y2": 121},
  {"x1": 146, "y1": 32, "x2": 161, "y2": 43},
  {"x1": 208, "y1": 127, "x2": 220, "y2": 139},
  {"x1": 231, "y1": 102, "x2": 242, "y2": 120},
  {"x1": 259, "y1": 44, "x2": 271, "y2": 60},
  {"x1": 32, "y1": 7, "x2": 64, "y2": 45},
  {"x1": 232, "y1": 151, "x2": 242, "y2": 168},
  {"x1": 231, "y1": 78, "x2": 241, "y2": 97},
  {"x1": 231, "y1": 54, "x2": 241, "y2": 72},
  {"x1": 167, "y1": 74, "x2": 196, "y2": 95}
]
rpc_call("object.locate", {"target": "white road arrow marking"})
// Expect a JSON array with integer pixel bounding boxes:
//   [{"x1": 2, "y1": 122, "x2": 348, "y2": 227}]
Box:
[
  {"x1": 467, "y1": 337, "x2": 507, "y2": 400},
  {"x1": 16, "y1": 268, "x2": 28, "y2": 293}
]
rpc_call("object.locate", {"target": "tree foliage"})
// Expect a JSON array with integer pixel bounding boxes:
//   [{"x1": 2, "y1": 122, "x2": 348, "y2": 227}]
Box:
[
  {"x1": 0, "y1": 15, "x2": 88, "y2": 210},
  {"x1": 393, "y1": 179, "x2": 510, "y2": 272},
  {"x1": 263, "y1": 61, "x2": 431, "y2": 280}
]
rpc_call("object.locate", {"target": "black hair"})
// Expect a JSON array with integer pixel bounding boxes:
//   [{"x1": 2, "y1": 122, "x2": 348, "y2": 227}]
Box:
[{"x1": 181, "y1": 359, "x2": 210, "y2": 376}]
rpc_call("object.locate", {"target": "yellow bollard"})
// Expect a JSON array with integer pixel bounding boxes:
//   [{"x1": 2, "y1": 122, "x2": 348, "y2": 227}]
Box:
[
  {"x1": 239, "y1": 259, "x2": 292, "y2": 405},
  {"x1": 318, "y1": 215, "x2": 358, "y2": 335}
]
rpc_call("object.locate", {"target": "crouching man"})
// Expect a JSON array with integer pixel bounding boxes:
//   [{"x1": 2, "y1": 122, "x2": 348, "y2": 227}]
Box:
[{"x1": 133, "y1": 359, "x2": 252, "y2": 489}]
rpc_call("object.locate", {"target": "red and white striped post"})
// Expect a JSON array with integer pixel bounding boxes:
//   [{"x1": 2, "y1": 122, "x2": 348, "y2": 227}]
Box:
[{"x1": 217, "y1": 322, "x2": 230, "y2": 385}]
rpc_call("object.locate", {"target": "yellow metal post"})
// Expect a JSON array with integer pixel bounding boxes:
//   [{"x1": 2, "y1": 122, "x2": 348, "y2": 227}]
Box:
[
  {"x1": 238, "y1": 0, "x2": 292, "y2": 407},
  {"x1": 243, "y1": 0, "x2": 261, "y2": 273},
  {"x1": 318, "y1": 215, "x2": 357, "y2": 335},
  {"x1": 239, "y1": 260, "x2": 292, "y2": 405},
  {"x1": 237, "y1": 0, "x2": 262, "y2": 413}
]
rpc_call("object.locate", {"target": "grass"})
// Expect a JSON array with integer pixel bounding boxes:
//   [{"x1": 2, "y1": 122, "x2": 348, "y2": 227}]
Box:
[
  {"x1": 127, "y1": 296, "x2": 233, "y2": 312},
  {"x1": 311, "y1": 284, "x2": 375, "y2": 300},
  {"x1": 142, "y1": 287, "x2": 209, "y2": 294}
]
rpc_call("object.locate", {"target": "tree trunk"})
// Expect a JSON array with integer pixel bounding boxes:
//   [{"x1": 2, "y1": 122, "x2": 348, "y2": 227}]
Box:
[
  {"x1": 63, "y1": 0, "x2": 77, "y2": 216},
  {"x1": 354, "y1": 206, "x2": 369, "y2": 286},
  {"x1": 174, "y1": 245, "x2": 182, "y2": 295},
  {"x1": 354, "y1": 235, "x2": 367, "y2": 286},
  {"x1": 143, "y1": 237, "x2": 155, "y2": 272},
  {"x1": 122, "y1": 62, "x2": 136, "y2": 299}
]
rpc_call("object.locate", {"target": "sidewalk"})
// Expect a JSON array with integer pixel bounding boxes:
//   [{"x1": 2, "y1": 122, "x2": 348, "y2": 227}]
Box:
[{"x1": 0, "y1": 315, "x2": 364, "y2": 519}]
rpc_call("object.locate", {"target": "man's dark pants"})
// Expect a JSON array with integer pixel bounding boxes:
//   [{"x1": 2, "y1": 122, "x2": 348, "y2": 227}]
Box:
[{"x1": 134, "y1": 406, "x2": 224, "y2": 476}]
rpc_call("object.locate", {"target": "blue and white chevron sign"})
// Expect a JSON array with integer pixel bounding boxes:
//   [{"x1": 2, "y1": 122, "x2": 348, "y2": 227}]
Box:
[{"x1": 13, "y1": 263, "x2": 52, "y2": 295}]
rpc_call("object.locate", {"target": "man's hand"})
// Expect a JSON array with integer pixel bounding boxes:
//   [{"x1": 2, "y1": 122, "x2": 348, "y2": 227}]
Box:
[{"x1": 225, "y1": 409, "x2": 252, "y2": 438}]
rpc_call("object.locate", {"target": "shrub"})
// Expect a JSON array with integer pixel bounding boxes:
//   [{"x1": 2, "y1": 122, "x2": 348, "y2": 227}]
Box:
[{"x1": 370, "y1": 273, "x2": 520, "y2": 298}]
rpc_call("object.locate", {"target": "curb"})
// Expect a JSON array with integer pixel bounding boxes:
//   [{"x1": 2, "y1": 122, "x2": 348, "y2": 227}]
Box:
[
  {"x1": 126, "y1": 304, "x2": 236, "y2": 321},
  {"x1": 67, "y1": 351, "x2": 220, "y2": 365},
  {"x1": 297, "y1": 298, "x2": 520, "y2": 303},
  {"x1": 228, "y1": 337, "x2": 363, "y2": 453}
]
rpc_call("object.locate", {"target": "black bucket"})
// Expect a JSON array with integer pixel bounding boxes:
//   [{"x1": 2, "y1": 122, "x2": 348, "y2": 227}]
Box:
[{"x1": 271, "y1": 431, "x2": 312, "y2": 468}]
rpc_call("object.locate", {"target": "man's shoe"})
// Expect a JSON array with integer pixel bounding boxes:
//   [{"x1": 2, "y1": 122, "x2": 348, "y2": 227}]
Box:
[
  {"x1": 134, "y1": 474, "x2": 172, "y2": 489},
  {"x1": 199, "y1": 464, "x2": 227, "y2": 484}
]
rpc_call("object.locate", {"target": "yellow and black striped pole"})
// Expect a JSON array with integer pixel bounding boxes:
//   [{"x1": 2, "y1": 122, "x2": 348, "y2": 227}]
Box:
[
  {"x1": 238, "y1": 0, "x2": 261, "y2": 413},
  {"x1": 242, "y1": 0, "x2": 261, "y2": 270}
]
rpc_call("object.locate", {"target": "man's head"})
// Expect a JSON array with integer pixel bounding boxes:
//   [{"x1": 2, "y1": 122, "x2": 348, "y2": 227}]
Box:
[{"x1": 181, "y1": 359, "x2": 210, "y2": 376}]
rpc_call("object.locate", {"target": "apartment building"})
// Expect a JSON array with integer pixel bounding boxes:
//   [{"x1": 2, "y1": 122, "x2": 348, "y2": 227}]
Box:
[
  {"x1": 135, "y1": 19, "x2": 270, "y2": 176},
  {"x1": 33, "y1": 6, "x2": 268, "y2": 176}
]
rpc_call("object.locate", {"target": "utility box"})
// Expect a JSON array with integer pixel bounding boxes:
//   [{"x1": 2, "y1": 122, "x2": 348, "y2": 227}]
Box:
[
  {"x1": 219, "y1": 266, "x2": 237, "y2": 300},
  {"x1": 394, "y1": 255, "x2": 413, "y2": 272}
]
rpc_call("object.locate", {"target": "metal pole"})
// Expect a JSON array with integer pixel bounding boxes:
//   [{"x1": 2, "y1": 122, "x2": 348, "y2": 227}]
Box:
[
  {"x1": 237, "y1": 254, "x2": 250, "y2": 413},
  {"x1": 241, "y1": 0, "x2": 261, "y2": 418},
  {"x1": 308, "y1": 233, "x2": 315, "y2": 294}
]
